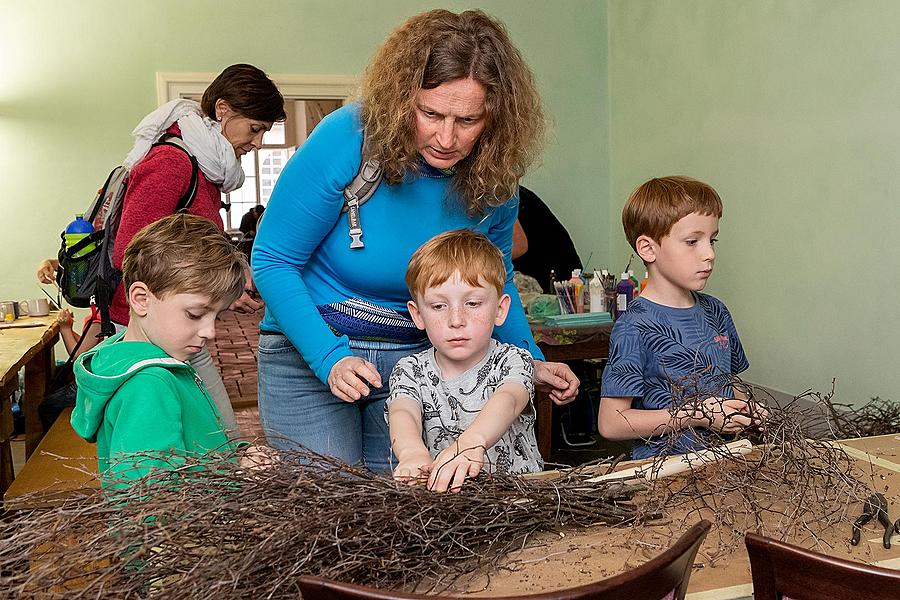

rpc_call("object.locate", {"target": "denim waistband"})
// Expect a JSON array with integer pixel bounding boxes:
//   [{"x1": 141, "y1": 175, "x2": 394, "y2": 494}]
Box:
[{"x1": 348, "y1": 338, "x2": 430, "y2": 351}]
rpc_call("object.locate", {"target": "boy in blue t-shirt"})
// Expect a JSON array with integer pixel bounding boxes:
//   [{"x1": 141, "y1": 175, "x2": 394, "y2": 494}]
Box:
[{"x1": 599, "y1": 176, "x2": 767, "y2": 459}]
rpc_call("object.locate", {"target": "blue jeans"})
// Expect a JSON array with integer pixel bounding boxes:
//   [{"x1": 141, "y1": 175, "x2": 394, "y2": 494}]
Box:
[{"x1": 257, "y1": 334, "x2": 426, "y2": 474}]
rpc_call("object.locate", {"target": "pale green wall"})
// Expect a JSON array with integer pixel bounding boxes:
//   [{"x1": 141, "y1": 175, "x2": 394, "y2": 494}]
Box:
[
  {"x1": 8, "y1": 0, "x2": 890, "y2": 405},
  {"x1": 608, "y1": 0, "x2": 900, "y2": 403},
  {"x1": 0, "y1": 0, "x2": 608, "y2": 297}
]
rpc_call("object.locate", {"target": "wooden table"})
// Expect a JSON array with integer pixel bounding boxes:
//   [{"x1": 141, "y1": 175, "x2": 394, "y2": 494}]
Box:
[
  {"x1": 530, "y1": 321, "x2": 612, "y2": 458},
  {"x1": 0, "y1": 314, "x2": 59, "y2": 496},
  {"x1": 3, "y1": 407, "x2": 99, "y2": 510},
  {"x1": 5, "y1": 430, "x2": 899, "y2": 598},
  {"x1": 467, "y1": 434, "x2": 900, "y2": 599}
]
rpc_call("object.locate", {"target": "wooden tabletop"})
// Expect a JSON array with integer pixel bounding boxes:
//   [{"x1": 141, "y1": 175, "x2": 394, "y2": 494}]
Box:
[
  {"x1": 0, "y1": 314, "x2": 60, "y2": 387},
  {"x1": 6, "y1": 412, "x2": 899, "y2": 597},
  {"x1": 3, "y1": 407, "x2": 99, "y2": 510},
  {"x1": 461, "y1": 434, "x2": 900, "y2": 599}
]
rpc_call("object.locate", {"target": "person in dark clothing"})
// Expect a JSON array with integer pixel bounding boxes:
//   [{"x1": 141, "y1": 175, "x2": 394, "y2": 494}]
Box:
[
  {"x1": 239, "y1": 205, "x2": 265, "y2": 237},
  {"x1": 512, "y1": 186, "x2": 595, "y2": 449},
  {"x1": 512, "y1": 186, "x2": 582, "y2": 293}
]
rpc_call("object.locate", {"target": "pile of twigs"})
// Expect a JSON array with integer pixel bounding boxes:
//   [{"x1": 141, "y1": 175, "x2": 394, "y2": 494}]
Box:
[
  {"x1": 632, "y1": 375, "x2": 871, "y2": 561},
  {"x1": 0, "y1": 448, "x2": 640, "y2": 599},
  {"x1": 828, "y1": 395, "x2": 900, "y2": 438},
  {"x1": 2, "y1": 377, "x2": 891, "y2": 594}
]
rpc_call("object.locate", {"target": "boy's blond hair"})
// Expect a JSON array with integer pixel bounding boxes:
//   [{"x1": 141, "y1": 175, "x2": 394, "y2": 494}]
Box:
[
  {"x1": 622, "y1": 176, "x2": 723, "y2": 250},
  {"x1": 406, "y1": 230, "x2": 506, "y2": 299},
  {"x1": 123, "y1": 213, "x2": 247, "y2": 307}
]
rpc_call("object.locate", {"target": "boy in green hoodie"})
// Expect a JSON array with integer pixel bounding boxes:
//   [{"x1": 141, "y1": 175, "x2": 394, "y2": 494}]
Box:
[{"x1": 72, "y1": 213, "x2": 274, "y2": 485}]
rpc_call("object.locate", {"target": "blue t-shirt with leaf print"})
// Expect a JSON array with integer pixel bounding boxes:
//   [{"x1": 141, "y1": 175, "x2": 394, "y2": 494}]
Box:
[{"x1": 599, "y1": 292, "x2": 749, "y2": 460}]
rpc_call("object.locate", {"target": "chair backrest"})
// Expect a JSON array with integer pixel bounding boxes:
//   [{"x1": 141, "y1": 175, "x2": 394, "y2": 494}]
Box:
[
  {"x1": 745, "y1": 532, "x2": 900, "y2": 600},
  {"x1": 298, "y1": 520, "x2": 711, "y2": 600}
]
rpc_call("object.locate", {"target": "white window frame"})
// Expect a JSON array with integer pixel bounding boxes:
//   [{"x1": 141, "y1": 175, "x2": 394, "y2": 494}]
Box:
[
  {"x1": 156, "y1": 72, "x2": 355, "y2": 228},
  {"x1": 156, "y1": 72, "x2": 357, "y2": 105}
]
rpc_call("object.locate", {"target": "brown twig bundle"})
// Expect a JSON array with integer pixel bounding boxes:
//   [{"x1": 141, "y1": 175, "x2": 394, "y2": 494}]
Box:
[
  {"x1": 827, "y1": 394, "x2": 900, "y2": 439},
  {"x1": 0, "y1": 448, "x2": 640, "y2": 599},
  {"x1": 630, "y1": 375, "x2": 871, "y2": 561}
]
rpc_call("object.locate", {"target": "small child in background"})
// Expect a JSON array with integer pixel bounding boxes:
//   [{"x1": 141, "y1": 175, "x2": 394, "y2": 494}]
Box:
[
  {"x1": 598, "y1": 176, "x2": 767, "y2": 460},
  {"x1": 58, "y1": 305, "x2": 103, "y2": 356},
  {"x1": 71, "y1": 213, "x2": 275, "y2": 485},
  {"x1": 38, "y1": 305, "x2": 104, "y2": 431},
  {"x1": 387, "y1": 230, "x2": 542, "y2": 493}
]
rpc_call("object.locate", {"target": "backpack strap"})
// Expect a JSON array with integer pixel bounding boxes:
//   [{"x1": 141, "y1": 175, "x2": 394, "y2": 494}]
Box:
[
  {"x1": 153, "y1": 134, "x2": 200, "y2": 212},
  {"x1": 341, "y1": 132, "x2": 382, "y2": 249}
]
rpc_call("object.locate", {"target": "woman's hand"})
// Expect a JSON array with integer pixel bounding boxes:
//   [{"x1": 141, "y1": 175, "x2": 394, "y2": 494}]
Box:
[
  {"x1": 533, "y1": 360, "x2": 580, "y2": 405},
  {"x1": 328, "y1": 356, "x2": 382, "y2": 403},
  {"x1": 230, "y1": 291, "x2": 264, "y2": 313},
  {"x1": 37, "y1": 258, "x2": 59, "y2": 284},
  {"x1": 230, "y1": 276, "x2": 264, "y2": 313}
]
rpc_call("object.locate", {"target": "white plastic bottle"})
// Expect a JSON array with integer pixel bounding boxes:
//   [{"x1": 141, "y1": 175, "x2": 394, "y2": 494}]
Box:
[{"x1": 590, "y1": 271, "x2": 606, "y2": 313}]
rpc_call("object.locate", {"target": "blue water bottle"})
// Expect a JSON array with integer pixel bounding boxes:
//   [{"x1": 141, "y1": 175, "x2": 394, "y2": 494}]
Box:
[
  {"x1": 64, "y1": 214, "x2": 95, "y2": 294},
  {"x1": 65, "y1": 214, "x2": 95, "y2": 257}
]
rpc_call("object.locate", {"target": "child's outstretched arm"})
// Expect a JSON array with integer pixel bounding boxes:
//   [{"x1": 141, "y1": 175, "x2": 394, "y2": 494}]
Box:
[
  {"x1": 57, "y1": 309, "x2": 80, "y2": 355},
  {"x1": 428, "y1": 382, "x2": 529, "y2": 493},
  {"x1": 598, "y1": 395, "x2": 759, "y2": 440},
  {"x1": 58, "y1": 311, "x2": 103, "y2": 358},
  {"x1": 387, "y1": 396, "x2": 433, "y2": 483}
]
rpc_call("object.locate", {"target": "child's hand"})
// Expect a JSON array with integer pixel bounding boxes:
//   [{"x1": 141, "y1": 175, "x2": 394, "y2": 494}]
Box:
[
  {"x1": 57, "y1": 309, "x2": 74, "y2": 330},
  {"x1": 239, "y1": 444, "x2": 280, "y2": 470},
  {"x1": 393, "y1": 452, "x2": 433, "y2": 485},
  {"x1": 427, "y1": 443, "x2": 486, "y2": 493},
  {"x1": 701, "y1": 396, "x2": 757, "y2": 433}
]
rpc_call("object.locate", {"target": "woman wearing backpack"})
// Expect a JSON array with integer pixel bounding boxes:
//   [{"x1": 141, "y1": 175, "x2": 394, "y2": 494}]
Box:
[
  {"x1": 39, "y1": 64, "x2": 285, "y2": 436},
  {"x1": 252, "y1": 10, "x2": 579, "y2": 473}
]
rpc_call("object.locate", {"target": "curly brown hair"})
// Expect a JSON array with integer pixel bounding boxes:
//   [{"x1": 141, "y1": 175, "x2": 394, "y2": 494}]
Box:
[{"x1": 359, "y1": 9, "x2": 545, "y2": 215}]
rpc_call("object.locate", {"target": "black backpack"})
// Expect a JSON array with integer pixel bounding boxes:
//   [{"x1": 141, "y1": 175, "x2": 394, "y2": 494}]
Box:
[{"x1": 56, "y1": 134, "x2": 199, "y2": 338}]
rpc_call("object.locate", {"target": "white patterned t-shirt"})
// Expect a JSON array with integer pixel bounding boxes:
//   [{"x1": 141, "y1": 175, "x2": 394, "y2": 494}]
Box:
[{"x1": 386, "y1": 340, "x2": 542, "y2": 474}]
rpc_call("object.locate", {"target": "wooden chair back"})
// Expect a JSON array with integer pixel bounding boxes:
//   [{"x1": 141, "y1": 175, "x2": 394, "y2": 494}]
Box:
[
  {"x1": 298, "y1": 519, "x2": 711, "y2": 600},
  {"x1": 745, "y1": 532, "x2": 900, "y2": 600}
]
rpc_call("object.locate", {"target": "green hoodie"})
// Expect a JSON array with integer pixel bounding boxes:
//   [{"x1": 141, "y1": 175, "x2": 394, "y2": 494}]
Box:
[{"x1": 72, "y1": 331, "x2": 237, "y2": 485}]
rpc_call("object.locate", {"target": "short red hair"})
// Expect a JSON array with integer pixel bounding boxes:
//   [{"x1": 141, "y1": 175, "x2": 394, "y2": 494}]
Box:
[{"x1": 406, "y1": 230, "x2": 505, "y2": 299}]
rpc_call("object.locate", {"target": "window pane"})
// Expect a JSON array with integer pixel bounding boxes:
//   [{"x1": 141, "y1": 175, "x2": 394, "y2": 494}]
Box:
[
  {"x1": 263, "y1": 121, "x2": 285, "y2": 145},
  {"x1": 234, "y1": 177, "x2": 257, "y2": 206},
  {"x1": 241, "y1": 152, "x2": 256, "y2": 175},
  {"x1": 258, "y1": 148, "x2": 291, "y2": 204},
  {"x1": 223, "y1": 153, "x2": 260, "y2": 228}
]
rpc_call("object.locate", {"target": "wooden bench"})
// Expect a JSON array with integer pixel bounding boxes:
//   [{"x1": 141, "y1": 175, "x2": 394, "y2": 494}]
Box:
[{"x1": 3, "y1": 407, "x2": 99, "y2": 510}]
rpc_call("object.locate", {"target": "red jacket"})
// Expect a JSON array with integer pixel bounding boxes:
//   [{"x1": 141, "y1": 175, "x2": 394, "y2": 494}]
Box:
[{"x1": 110, "y1": 124, "x2": 225, "y2": 325}]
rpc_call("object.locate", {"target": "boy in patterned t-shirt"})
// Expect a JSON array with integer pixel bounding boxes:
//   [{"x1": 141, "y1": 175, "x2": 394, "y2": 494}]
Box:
[
  {"x1": 387, "y1": 230, "x2": 542, "y2": 493},
  {"x1": 599, "y1": 176, "x2": 767, "y2": 459}
]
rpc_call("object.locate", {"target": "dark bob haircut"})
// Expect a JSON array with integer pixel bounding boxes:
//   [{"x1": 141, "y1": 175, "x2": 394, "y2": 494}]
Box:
[{"x1": 201, "y1": 64, "x2": 286, "y2": 123}]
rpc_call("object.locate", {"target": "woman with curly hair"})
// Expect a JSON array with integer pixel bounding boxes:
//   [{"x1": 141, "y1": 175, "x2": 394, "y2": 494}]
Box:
[{"x1": 252, "y1": 9, "x2": 579, "y2": 472}]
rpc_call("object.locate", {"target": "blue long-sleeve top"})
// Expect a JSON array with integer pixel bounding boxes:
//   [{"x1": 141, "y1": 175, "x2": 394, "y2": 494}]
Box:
[{"x1": 252, "y1": 104, "x2": 544, "y2": 384}]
